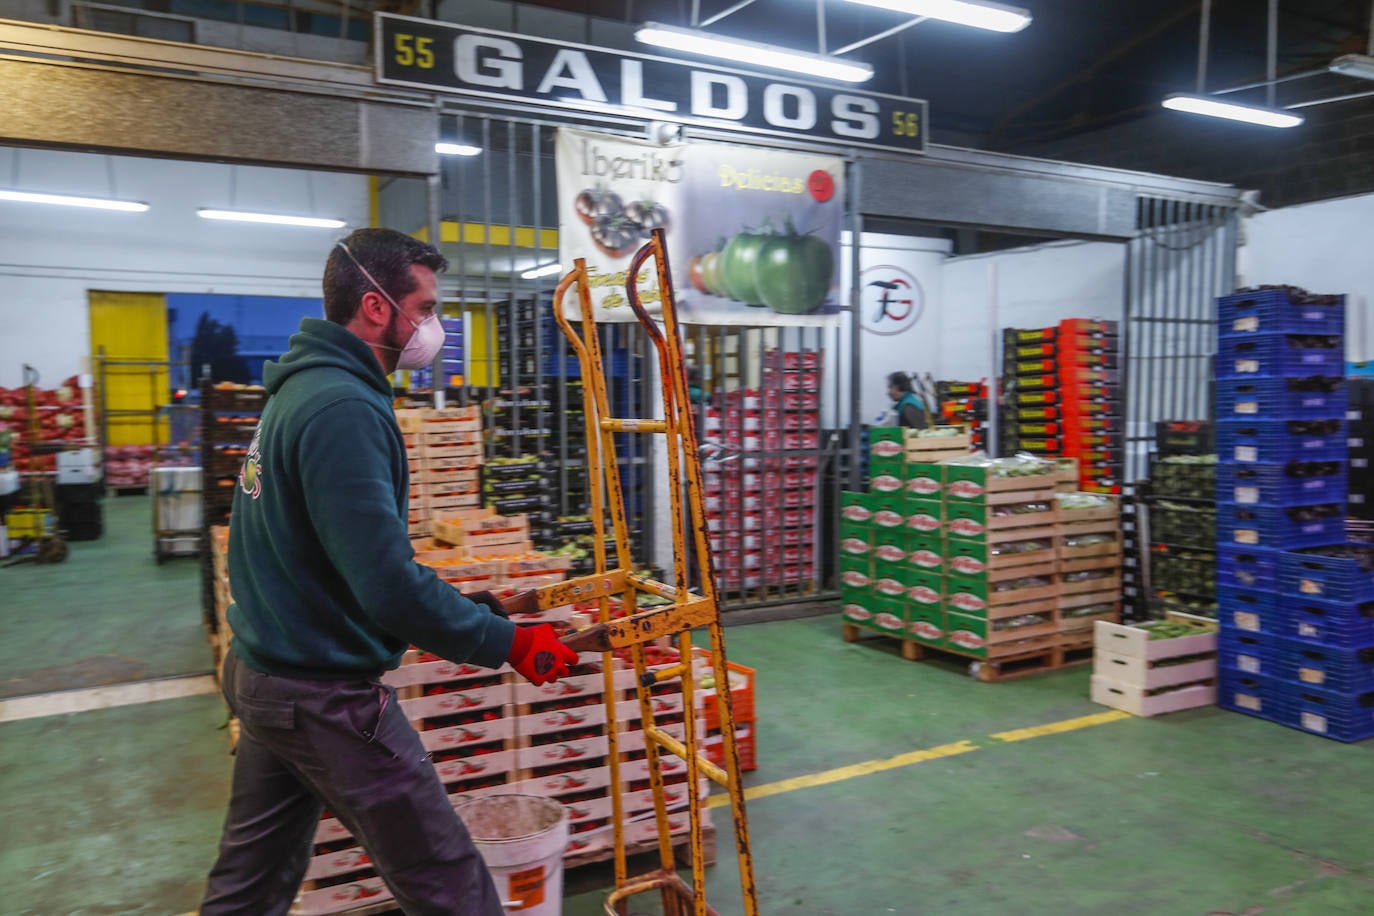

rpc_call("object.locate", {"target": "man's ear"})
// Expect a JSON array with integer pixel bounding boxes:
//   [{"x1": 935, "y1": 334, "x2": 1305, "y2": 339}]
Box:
[{"x1": 357, "y1": 290, "x2": 390, "y2": 327}]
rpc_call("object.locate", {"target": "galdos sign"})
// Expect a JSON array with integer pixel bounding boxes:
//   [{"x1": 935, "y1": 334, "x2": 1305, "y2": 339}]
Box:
[{"x1": 376, "y1": 14, "x2": 927, "y2": 155}]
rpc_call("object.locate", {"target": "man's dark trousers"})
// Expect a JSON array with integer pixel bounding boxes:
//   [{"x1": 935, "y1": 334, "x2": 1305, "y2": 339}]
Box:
[{"x1": 201, "y1": 650, "x2": 505, "y2": 915}]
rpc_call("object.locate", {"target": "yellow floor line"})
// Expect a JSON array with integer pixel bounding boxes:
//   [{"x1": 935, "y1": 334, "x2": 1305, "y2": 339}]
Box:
[
  {"x1": 708, "y1": 739, "x2": 980, "y2": 808},
  {"x1": 710, "y1": 708, "x2": 1132, "y2": 809},
  {"x1": 988, "y1": 709, "x2": 1132, "y2": 743}
]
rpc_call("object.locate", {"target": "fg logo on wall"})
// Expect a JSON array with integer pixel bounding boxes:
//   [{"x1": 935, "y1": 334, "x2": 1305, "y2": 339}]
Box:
[{"x1": 858, "y1": 265, "x2": 924, "y2": 335}]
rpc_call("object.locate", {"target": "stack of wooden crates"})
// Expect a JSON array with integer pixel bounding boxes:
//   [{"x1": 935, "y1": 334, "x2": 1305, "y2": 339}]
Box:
[{"x1": 396, "y1": 407, "x2": 482, "y2": 538}]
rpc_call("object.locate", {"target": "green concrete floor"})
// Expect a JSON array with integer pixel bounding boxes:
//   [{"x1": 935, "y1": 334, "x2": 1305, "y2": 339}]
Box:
[
  {"x1": 1, "y1": 494, "x2": 208, "y2": 698},
  {"x1": 4, "y1": 505, "x2": 1374, "y2": 914}
]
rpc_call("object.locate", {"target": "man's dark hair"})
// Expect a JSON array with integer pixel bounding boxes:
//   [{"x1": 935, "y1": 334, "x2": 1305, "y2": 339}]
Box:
[
  {"x1": 888, "y1": 371, "x2": 913, "y2": 394},
  {"x1": 323, "y1": 228, "x2": 448, "y2": 325}
]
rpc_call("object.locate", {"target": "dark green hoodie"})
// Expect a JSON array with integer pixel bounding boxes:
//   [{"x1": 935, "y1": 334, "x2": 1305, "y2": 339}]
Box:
[{"x1": 226, "y1": 317, "x2": 515, "y2": 679}]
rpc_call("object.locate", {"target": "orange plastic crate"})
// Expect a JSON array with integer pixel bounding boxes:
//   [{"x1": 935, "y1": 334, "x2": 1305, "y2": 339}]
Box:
[
  {"x1": 702, "y1": 659, "x2": 755, "y2": 731},
  {"x1": 704, "y1": 724, "x2": 757, "y2": 773}
]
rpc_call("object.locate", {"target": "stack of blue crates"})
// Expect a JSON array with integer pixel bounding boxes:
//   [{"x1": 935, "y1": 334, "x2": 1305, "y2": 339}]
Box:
[{"x1": 1212, "y1": 287, "x2": 1364, "y2": 738}]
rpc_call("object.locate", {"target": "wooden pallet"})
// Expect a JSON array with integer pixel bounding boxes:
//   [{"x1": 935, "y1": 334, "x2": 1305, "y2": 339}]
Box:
[{"x1": 842, "y1": 622, "x2": 1094, "y2": 681}]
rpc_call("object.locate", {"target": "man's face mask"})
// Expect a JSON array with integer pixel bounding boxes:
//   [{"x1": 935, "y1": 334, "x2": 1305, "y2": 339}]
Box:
[{"x1": 336, "y1": 242, "x2": 444, "y2": 371}]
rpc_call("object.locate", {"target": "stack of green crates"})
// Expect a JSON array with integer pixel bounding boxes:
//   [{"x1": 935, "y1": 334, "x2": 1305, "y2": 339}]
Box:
[{"x1": 842, "y1": 449, "x2": 1069, "y2": 660}]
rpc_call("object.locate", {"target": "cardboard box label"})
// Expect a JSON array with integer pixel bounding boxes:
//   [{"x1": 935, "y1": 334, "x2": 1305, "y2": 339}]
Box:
[
  {"x1": 908, "y1": 609, "x2": 944, "y2": 644},
  {"x1": 870, "y1": 473, "x2": 905, "y2": 494},
  {"x1": 871, "y1": 542, "x2": 908, "y2": 564},
  {"x1": 904, "y1": 462, "x2": 944, "y2": 497}
]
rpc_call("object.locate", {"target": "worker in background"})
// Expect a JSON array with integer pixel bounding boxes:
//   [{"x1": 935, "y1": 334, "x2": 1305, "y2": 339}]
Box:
[
  {"x1": 887, "y1": 371, "x2": 931, "y2": 429},
  {"x1": 200, "y1": 228, "x2": 578, "y2": 916}
]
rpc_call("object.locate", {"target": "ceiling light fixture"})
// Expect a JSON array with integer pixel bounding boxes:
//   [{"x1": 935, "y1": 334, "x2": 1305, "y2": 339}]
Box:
[
  {"x1": 635, "y1": 23, "x2": 874, "y2": 83},
  {"x1": 0, "y1": 188, "x2": 149, "y2": 212},
  {"x1": 520, "y1": 263, "x2": 563, "y2": 280},
  {"x1": 198, "y1": 209, "x2": 346, "y2": 228},
  {"x1": 1329, "y1": 53, "x2": 1374, "y2": 81},
  {"x1": 436, "y1": 142, "x2": 483, "y2": 156},
  {"x1": 841, "y1": 0, "x2": 1030, "y2": 33},
  {"x1": 1161, "y1": 94, "x2": 1303, "y2": 128}
]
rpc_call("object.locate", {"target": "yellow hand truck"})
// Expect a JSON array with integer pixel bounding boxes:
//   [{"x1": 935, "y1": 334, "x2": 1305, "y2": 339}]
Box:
[{"x1": 506, "y1": 228, "x2": 758, "y2": 916}]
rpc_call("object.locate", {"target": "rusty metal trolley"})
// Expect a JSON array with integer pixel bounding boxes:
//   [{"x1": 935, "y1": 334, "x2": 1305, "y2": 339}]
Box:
[{"x1": 508, "y1": 229, "x2": 758, "y2": 916}]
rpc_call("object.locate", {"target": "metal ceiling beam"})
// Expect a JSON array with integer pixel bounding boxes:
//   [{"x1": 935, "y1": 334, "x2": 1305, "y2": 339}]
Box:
[
  {"x1": 986, "y1": 4, "x2": 1200, "y2": 145},
  {"x1": 0, "y1": 18, "x2": 439, "y2": 175}
]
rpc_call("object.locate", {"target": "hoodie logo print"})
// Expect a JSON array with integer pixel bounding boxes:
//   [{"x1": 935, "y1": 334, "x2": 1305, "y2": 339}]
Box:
[{"x1": 239, "y1": 425, "x2": 264, "y2": 500}]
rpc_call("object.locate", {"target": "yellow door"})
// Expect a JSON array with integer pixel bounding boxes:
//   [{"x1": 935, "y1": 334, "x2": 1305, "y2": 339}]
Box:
[{"x1": 88, "y1": 291, "x2": 169, "y2": 446}]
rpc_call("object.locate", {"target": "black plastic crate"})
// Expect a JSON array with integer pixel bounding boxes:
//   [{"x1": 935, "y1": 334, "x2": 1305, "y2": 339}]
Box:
[
  {"x1": 1149, "y1": 544, "x2": 1216, "y2": 599},
  {"x1": 1156, "y1": 421, "x2": 1215, "y2": 457},
  {"x1": 1148, "y1": 501, "x2": 1216, "y2": 549},
  {"x1": 1148, "y1": 458, "x2": 1216, "y2": 500}
]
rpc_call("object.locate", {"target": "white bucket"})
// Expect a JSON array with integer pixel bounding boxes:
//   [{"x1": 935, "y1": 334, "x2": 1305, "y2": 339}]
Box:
[{"x1": 455, "y1": 793, "x2": 569, "y2": 915}]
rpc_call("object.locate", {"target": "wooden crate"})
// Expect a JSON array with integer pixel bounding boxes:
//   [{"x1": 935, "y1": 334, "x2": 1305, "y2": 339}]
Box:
[
  {"x1": 1091, "y1": 676, "x2": 1217, "y2": 717},
  {"x1": 1059, "y1": 569, "x2": 1122, "y2": 596}
]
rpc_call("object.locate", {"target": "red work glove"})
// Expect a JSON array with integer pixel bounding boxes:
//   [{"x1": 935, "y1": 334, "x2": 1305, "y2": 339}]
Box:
[{"x1": 508, "y1": 623, "x2": 578, "y2": 686}]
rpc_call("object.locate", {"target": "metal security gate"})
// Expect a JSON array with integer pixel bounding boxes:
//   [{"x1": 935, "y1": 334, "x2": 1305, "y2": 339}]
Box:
[
  {"x1": 423, "y1": 111, "x2": 853, "y2": 608},
  {"x1": 1123, "y1": 196, "x2": 1239, "y2": 480},
  {"x1": 1122, "y1": 195, "x2": 1239, "y2": 619}
]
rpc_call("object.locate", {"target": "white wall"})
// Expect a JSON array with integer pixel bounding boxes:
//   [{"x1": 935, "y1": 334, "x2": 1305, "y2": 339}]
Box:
[
  {"x1": 0, "y1": 148, "x2": 370, "y2": 387},
  {"x1": 839, "y1": 232, "x2": 951, "y2": 425},
  {"x1": 1239, "y1": 192, "x2": 1374, "y2": 362},
  {"x1": 940, "y1": 240, "x2": 1126, "y2": 382}
]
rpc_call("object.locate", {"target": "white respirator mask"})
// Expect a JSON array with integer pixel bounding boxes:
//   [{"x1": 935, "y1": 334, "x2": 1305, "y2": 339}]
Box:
[{"x1": 336, "y1": 241, "x2": 444, "y2": 371}]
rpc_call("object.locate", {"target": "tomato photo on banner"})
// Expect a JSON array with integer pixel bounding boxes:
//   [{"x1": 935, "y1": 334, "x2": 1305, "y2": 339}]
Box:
[
  {"x1": 678, "y1": 145, "x2": 844, "y2": 327},
  {"x1": 556, "y1": 128, "x2": 688, "y2": 323},
  {"x1": 556, "y1": 128, "x2": 843, "y2": 326}
]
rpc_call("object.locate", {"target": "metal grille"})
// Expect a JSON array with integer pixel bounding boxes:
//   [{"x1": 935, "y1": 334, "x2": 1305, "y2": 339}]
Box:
[{"x1": 1123, "y1": 197, "x2": 1238, "y2": 481}]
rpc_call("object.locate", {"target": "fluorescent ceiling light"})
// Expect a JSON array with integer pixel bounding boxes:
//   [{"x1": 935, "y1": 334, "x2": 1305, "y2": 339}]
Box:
[
  {"x1": 520, "y1": 262, "x2": 563, "y2": 280},
  {"x1": 636, "y1": 23, "x2": 874, "y2": 83},
  {"x1": 1161, "y1": 94, "x2": 1303, "y2": 128},
  {"x1": 841, "y1": 0, "x2": 1031, "y2": 33},
  {"x1": 436, "y1": 142, "x2": 482, "y2": 156},
  {"x1": 198, "y1": 209, "x2": 346, "y2": 228},
  {"x1": 1329, "y1": 53, "x2": 1374, "y2": 81},
  {"x1": 0, "y1": 188, "x2": 149, "y2": 212}
]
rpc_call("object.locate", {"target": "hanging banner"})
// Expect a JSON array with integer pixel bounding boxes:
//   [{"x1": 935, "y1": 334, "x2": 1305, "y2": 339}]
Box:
[
  {"x1": 556, "y1": 128, "x2": 686, "y2": 322},
  {"x1": 557, "y1": 128, "x2": 844, "y2": 326}
]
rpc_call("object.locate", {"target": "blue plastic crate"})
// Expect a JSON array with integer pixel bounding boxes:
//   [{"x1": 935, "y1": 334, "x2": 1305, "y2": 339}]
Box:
[
  {"x1": 1286, "y1": 596, "x2": 1374, "y2": 647},
  {"x1": 1218, "y1": 585, "x2": 1281, "y2": 634},
  {"x1": 1217, "y1": 667, "x2": 1284, "y2": 721},
  {"x1": 1216, "y1": 333, "x2": 1346, "y2": 379},
  {"x1": 1274, "y1": 681, "x2": 1374, "y2": 743},
  {"x1": 1216, "y1": 419, "x2": 1348, "y2": 464},
  {"x1": 1217, "y1": 461, "x2": 1348, "y2": 507},
  {"x1": 1216, "y1": 289, "x2": 1346, "y2": 337},
  {"x1": 1218, "y1": 545, "x2": 1278, "y2": 589},
  {"x1": 1279, "y1": 544, "x2": 1374, "y2": 603},
  {"x1": 1273, "y1": 636, "x2": 1374, "y2": 693},
  {"x1": 1218, "y1": 629, "x2": 1280, "y2": 677},
  {"x1": 1215, "y1": 376, "x2": 1348, "y2": 420},
  {"x1": 1216, "y1": 501, "x2": 1346, "y2": 550}
]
